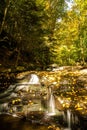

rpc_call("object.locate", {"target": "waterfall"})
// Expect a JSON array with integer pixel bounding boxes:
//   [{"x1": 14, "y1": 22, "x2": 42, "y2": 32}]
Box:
[
  {"x1": 64, "y1": 109, "x2": 71, "y2": 130},
  {"x1": 63, "y1": 109, "x2": 79, "y2": 130},
  {"x1": 15, "y1": 74, "x2": 41, "y2": 91},
  {"x1": 48, "y1": 93, "x2": 55, "y2": 116},
  {"x1": 0, "y1": 73, "x2": 41, "y2": 115},
  {"x1": 67, "y1": 110, "x2": 71, "y2": 129},
  {"x1": 28, "y1": 74, "x2": 40, "y2": 85},
  {"x1": 47, "y1": 86, "x2": 56, "y2": 116}
]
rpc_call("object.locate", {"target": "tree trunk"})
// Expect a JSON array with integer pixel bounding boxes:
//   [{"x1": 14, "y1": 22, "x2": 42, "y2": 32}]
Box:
[
  {"x1": 15, "y1": 48, "x2": 20, "y2": 68},
  {"x1": 0, "y1": 0, "x2": 10, "y2": 34}
]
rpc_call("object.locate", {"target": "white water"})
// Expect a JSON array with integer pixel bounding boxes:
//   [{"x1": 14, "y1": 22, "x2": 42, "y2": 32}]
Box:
[
  {"x1": 28, "y1": 74, "x2": 40, "y2": 85},
  {"x1": 14, "y1": 74, "x2": 41, "y2": 91},
  {"x1": 47, "y1": 92, "x2": 56, "y2": 116},
  {"x1": 67, "y1": 110, "x2": 71, "y2": 129},
  {"x1": 64, "y1": 110, "x2": 71, "y2": 130},
  {"x1": 63, "y1": 109, "x2": 79, "y2": 130},
  {"x1": 0, "y1": 74, "x2": 41, "y2": 110}
]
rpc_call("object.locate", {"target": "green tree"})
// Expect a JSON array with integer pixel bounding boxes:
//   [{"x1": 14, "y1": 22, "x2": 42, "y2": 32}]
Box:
[
  {"x1": 0, "y1": 0, "x2": 71, "y2": 69},
  {"x1": 73, "y1": 0, "x2": 87, "y2": 64}
]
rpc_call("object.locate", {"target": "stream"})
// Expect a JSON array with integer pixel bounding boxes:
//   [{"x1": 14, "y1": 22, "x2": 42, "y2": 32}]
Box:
[{"x1": 0, "y1": 72, "x2": 87, "y2": 130}]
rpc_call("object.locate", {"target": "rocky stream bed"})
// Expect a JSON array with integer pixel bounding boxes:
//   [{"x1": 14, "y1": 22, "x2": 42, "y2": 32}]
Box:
[{"x1": 0, "y1": 66, "x2": 87, "y2": 130}]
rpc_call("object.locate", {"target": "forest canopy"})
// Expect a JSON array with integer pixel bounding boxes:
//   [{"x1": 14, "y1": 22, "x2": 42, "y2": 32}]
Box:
[{"x1": 0, "y1": 0, "x2": 87, "y2": 71}]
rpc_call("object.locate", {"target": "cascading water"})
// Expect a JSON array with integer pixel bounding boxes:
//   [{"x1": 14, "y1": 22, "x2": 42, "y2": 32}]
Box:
[
  {"x1": 0, "y1": 73, "x2": 42, "y2": 116},
  {"x1": 15, "y1": 74, "x2": 41, "y2": 91},
  {"x1": 66, "y1": 109, "x2": 71, "y2": 130},
  {"x1": 47, "y1": 93, "x2": 56, "y2": 116},
  {"x1": 46, "y1": 86, "x2": 56, "y2": 116},
  {"x1": 46, "y1": 85, "x2": 64, "y2": 117},
  {"x1": 0, "y1": 72, "x2": 84, "y2": 130},
  {"x1": 63, "y1": 109, "x2": 80, "y2": 130},
  {"x1": 28, "y1": 74, "x2": 41, "y2": 85},
  {"x1": 63, "y1": 109, "x2": 71, "y2": 130}
]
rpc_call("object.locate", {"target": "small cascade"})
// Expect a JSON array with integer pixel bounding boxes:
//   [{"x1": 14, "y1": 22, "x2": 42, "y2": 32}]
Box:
[
  {"x1": 63, "y1": 109, "x2": 71, "y2": 130},
  {"x1": 46, "y1": 86, "x2": 56, "y2": 116},
  {"x1": 63, "y1": 109, "x2": 79, "y2": 130},
  {"x1": 14, "y1": 73, "x2": 41, "y2": 92},
  {"x1": 28, "y1": 74, "x2": 40, "y2": 85},
  {"x1": 47, "y1": 93, "x2": 56, "y2": 116},
  {"x1": 67, "y1": 109, "x2": 71, "y2": 130},
  {"x1": 0, "y1": 73, "x2": 42, "y2": 115}
]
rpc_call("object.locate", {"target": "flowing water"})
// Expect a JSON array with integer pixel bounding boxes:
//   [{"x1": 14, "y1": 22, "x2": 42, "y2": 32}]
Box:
[
  {"x1": 47, "y1": 93, "x2": 56, "y2": 116},
  {"x1": 0, "y1": 73, "x2": 87, "y2": 130},
  {"x1": 66, "y1": 110, "x2": 71, "y2": 130},
  {"x1": 28, "y1": 74, "x2": 41, "y2": 85},
  {"x1": 46, "y1": 86, "x2": 56, "y2": 116}
]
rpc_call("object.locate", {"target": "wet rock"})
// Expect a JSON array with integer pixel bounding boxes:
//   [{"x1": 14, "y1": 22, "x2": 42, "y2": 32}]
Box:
[
  {"x1": 80, "y1": 69, "x2": 87, "y2": 75},
  {"x1": 55, "y1": 96, "x2": 64, "y2": 111}
]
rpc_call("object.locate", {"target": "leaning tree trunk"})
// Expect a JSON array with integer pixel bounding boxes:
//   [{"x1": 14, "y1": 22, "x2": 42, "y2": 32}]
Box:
[
  {"x1": 15, "y1": 48, "x2": 21, "y2": 68},
  {"x1": 0, "y1": 0, "x2": 10, "y2": 34}
]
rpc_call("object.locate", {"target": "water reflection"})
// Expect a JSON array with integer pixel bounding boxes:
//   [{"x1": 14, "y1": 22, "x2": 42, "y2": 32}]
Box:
[{"x1": 0, "y1": 114, "x2": 49, "y2": 130}]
